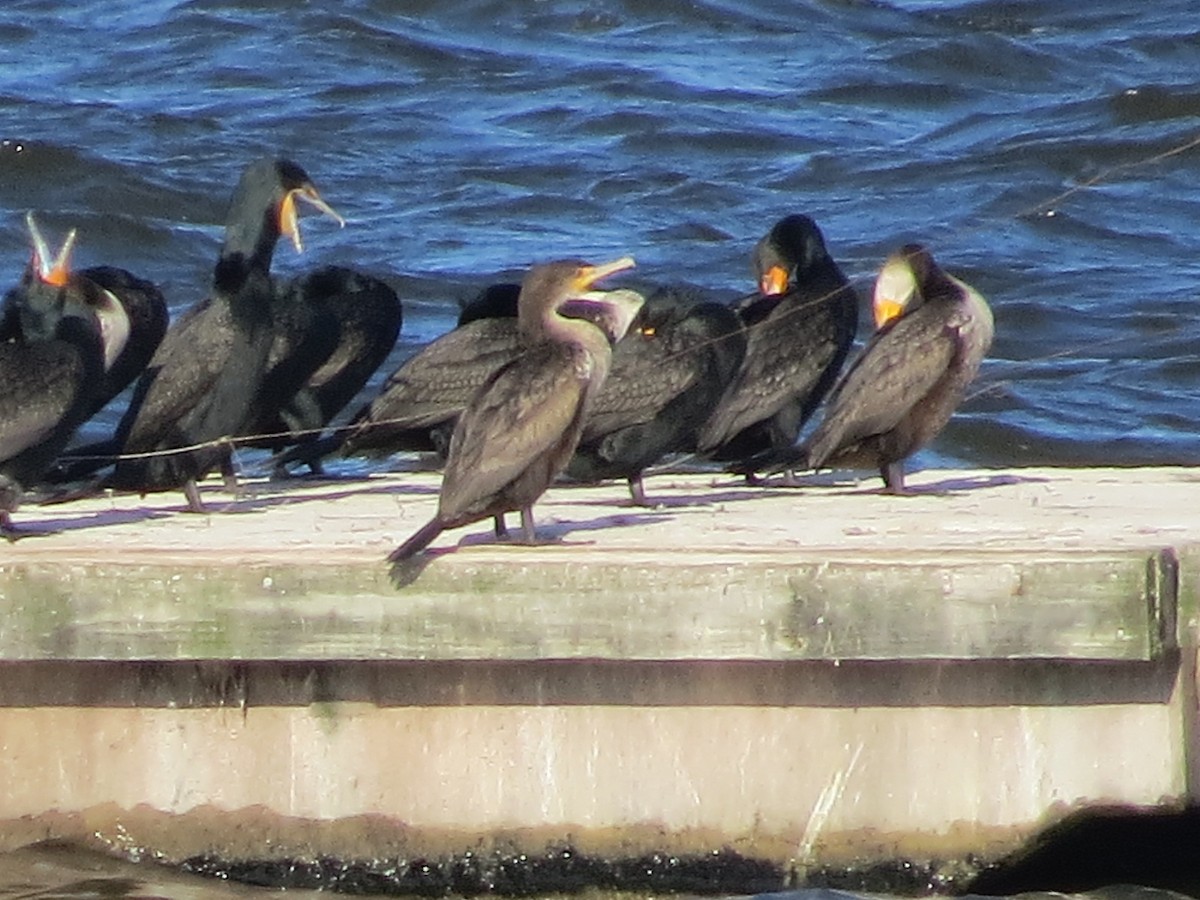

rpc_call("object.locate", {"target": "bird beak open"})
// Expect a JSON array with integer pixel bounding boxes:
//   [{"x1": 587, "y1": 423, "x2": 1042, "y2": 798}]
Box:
[
  {"x1": 573, "y1": 256, "x2": 636, "y2": 293},
  {"x1": 760, "y1": 264, "x2": 789, "y2": 297},
  {"x1": 279, "y1": 185, "x2": 345, "y2": 253},
  {"x1": 26, "y1": 212, "x2": 76, "y2": 287}
]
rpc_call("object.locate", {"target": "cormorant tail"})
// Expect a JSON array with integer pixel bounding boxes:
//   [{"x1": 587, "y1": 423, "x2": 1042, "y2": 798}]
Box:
[{"x1": 387, "y1": 517, "x2": 444, "y2": 563}]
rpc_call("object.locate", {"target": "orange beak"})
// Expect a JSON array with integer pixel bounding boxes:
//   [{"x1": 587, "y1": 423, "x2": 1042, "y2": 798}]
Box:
[
  {"x1": 26, "y1": 213, "x2": 76, "y2": 287},
  {"x1": 278, "y1": 185, "x2": 345, "y2": 253},
  {"x1": 873, "y1": 297, "x2": 905, "y2": 329},
  {"x1": 759, "y1": 265, "x2": 788, "y2": 297}
]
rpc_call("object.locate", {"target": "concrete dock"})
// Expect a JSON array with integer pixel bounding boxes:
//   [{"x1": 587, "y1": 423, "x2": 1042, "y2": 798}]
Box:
[{"x1": 1, "y1": 464, "x2": 1197, "y2": 892}]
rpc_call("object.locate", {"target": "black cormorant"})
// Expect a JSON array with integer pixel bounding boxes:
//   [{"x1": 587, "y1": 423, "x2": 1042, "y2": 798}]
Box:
[
  {"x1": 567, "y1": 285, "x2": 746, "y2": 505},
  {"x1": 1, "y1": 217, "x2": 130, "y2": 536},
  {"x1": 697, "y1": 214, "x2": 858, "y2": 464},
  {"x1": 743, "y1": 244, "x2": 994, "y2": 492},
  {"x1": 106, "y1": 157, "x2": 343, "y2": 511}
]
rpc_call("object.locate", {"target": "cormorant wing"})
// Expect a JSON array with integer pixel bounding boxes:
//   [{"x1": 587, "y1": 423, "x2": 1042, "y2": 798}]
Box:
[
  {"x1": 583, "y1": 337, "x2": 700, "y2": 441},
  {"x1": 439, "y1": 343, "x2": 587, "y2": 522},
  {"x1": 0, "y1": 343, "x2": 83, "y2": 463},
  {"x1": 809, "y1": 306, "x2": 958, "y2": 457},
  {"x1": 118, "y1": 297, "x2": 234, "y2": 450},
  {"x1": 363, "y1": 319, "x2": 521, "y2": 431},
  {"x1": 700, "y1": 310, "x2": 840, "y2": 449}
]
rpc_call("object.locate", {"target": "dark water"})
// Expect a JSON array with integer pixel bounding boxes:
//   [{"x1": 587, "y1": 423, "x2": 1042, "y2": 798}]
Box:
[
  {"x1": 3, "y1": 0, "x2": 1200, "y2": 472},
  {"x1": 2, "y1": 0, "x2": 1200, "y2": 892},
  {"x1": 0, "y1": 841, "x2": 1195, "y2": 900}
]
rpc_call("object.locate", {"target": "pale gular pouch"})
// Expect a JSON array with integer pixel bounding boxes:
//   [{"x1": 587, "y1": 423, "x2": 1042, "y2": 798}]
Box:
[
  {"x1": 279, "y1": 184, "x2": 345, "y2": 253},
  {"x1": 565, "y1": 286, "x2": 645, "y2": 380},
  {"x1": 95, "y1": 288, "x2": 132, "y2": 370},
  {"x1": 872, "y1": 256, "x2": 918, "y2": 329}
]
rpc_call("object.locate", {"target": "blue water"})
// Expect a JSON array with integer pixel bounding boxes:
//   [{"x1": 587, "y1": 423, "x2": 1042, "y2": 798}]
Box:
[
  {"x1": 3, "y1": 0, "x2": 1200, "y2": 471},
  {"x1": 2, "y1": 0, "x2": 1200, "y2": 890}
]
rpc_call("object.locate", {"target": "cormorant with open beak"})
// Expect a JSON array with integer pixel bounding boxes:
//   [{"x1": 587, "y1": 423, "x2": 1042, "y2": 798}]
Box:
[
  {"x1": 1, "y1": 215, "x2": 130, "y2": 536},
  {"x1": 389, "y1": 257, "x2": 640, "y2": 563}
]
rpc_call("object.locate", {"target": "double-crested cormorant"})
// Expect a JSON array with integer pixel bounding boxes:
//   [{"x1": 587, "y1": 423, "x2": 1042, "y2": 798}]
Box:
[
  {"x1": 388, "y1": 257, "x2": 640, "y2": 563},
  {"x1": 249, "y1": 264, "x2": 403, "y2": 475},
  {"x1": 338, "y1": 285, "x2": 525, "y2": 460},
  {"x1": 566, "y1": 285, "x2": 747, "y2": 505},
  {"x1": 697, "y1": 214, "x2": 858, "y2": 463},
  {"x1": 744, "y1": 244, "x2": 993, "y2": 492},
  {"x1": 1, "y1": 216, "x2": 129, "y2": 536},
  {"x1": 0, "y1": 220, "x2": 166, "y2": 422},
  {"x1": 335, "y1": 280, "x2": 638, "y2": 464},
  {"x1": 107, "y1": 157, "x2": 343, "y2": 511}
]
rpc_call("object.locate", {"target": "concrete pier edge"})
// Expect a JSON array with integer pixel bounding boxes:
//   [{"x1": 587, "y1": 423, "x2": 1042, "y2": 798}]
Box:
[{"x1": 2, "y1": 465, "x2": 1199, "y2": 892}]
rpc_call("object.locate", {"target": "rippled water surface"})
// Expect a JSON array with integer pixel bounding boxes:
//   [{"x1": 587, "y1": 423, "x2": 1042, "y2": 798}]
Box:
[
  {"x1": 3, "y1": 0, "x2": 1200, "y2": 471},
  {"x1": 2, "y1": 0, "x2": 1200, "y2": 890}
]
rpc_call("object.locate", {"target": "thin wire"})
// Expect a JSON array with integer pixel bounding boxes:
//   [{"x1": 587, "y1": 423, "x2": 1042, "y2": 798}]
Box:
[{"x1": 59, "y1": 130, "x2": 1200, "y2": 469}]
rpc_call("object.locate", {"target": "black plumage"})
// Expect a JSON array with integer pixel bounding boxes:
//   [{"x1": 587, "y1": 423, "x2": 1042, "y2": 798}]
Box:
[
  {"x1": 744, "y1": 244, "x2": 994, "y2": 492},
  {"x1": 252, "y1": 265, "x2": 403, "y2": 475},
  {"x1": 339, "y1": 287, "x2": 524, "y2": 460},
  {"x1": 566, "y1": 285, "x2": 747, "y2": 505},
  {"x1": 106, "y1": 157, "x2": 344, "y2": 511},
  {"x1": 1, "y1": 217, "x2": 130, "y2": 536},
  {"x1": 388, "y1": 257, "x2": 641, "y2": 564},
  {"x1": 0, "y1": 229, "x2": 166, "y2": 422},
  {"x1": 697, "y1": 214, "x2": 858, "y2": 463}
]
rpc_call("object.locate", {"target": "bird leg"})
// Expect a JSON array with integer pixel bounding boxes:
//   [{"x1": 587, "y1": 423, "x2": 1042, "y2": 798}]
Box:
[
  {"x1": 183, "y1": 479, "x2": 208, "y2": 514},
  {"x1": 627, "y1": 474, "x2": 650, "y2": 507},
  {"x1": 519, "y1": 507, "x2": 537, "y2": 544},
  {"x1": 493, "y1": 514, "x2": 509, "y2": 538},
  {"x1": 880, "y1": 462, "x2": 910, "y2": 495},
  {"x1": 219, "y1": 446, "x2": 240, "y2": 494}
]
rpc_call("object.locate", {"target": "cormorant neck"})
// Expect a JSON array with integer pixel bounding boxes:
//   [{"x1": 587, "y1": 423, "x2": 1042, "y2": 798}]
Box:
[
  {"x1": 542, "y1": 308, "x2": 611, "y2": 352},
  {"x1": 220, "y1": 205, "x2": 280, "y2": 275}
]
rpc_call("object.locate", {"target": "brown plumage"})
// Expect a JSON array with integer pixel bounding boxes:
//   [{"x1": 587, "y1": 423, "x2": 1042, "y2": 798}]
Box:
[
  {"x1": 388, "y1": 257, "x2": 640, "y2": 563},
  {"x1": 747, "y1": 244, "x2": 993, "y2": 492}
]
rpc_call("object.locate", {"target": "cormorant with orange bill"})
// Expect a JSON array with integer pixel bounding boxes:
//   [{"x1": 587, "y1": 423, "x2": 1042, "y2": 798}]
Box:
[
  {"x1": 106, "y1": 157, "x2": 344, "y2": 511},
  {"x1": 388, "y1": 257, "x2": 641, "y2": 563},
  {"x1": 697, "y1": 214, "x2": 858, "y2": 464},
  {"x1": 740, "y1": 244, "x2": 993, "y2": 492},
  {"x1": 0, "y1": 223, "x2": 167, "y2": 424},
  {"x1": 1, "y1": 215, "x2": 130, "y2": 536}
]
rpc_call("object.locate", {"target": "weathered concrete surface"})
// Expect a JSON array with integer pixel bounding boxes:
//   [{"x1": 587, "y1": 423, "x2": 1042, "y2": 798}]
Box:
[
  {"x1": 0, "y1": 466, "x2": 1197, "y2": 885},
  {"x1": 0, "y1": 466, "x2": 1192, "y2": 661}
]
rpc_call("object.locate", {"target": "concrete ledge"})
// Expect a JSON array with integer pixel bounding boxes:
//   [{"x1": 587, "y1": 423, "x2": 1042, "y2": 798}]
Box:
[
  {"x1": 0, "y1": 551, "x2": 1173, "y2": 661},
  {"x1": 0, "y1": 466, "x2": 1198, "y2": 887},
  {"x1": 2, "y1": 467, "x2": 1192, "y2": 661}
]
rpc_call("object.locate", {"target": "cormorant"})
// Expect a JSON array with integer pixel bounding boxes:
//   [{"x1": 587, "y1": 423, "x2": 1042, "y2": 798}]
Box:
[
  {"x1": 338, "y1": 288, "x2": 525, "y2": 460},
  {"x1": 388, "y1": 257, "x2": 640, "y2": 563},
  {"x1": 250, "y1": 265, "x2": 403, "y2": 475},
  {"x1": 566, "y1": 285, "x2": 747, "y2": 505},
  {"x1": 106, "y1": 157, "x2": 343, "y2": 511},
  {"x1": 0, "y1": 223, "x2": 166, "y2": 422},
  {"x1": 697, "y1": 214, "x2": 858, "y2": 463},
  {"x1": 742, "y1": 244, "x2": 994, "y2": 492},
  {"x1": 333, "y1": 280, "x2": 623, "y2": 463},
  {"x1": 1, "y1": 216, "x2": 129, "y2": 536}
]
